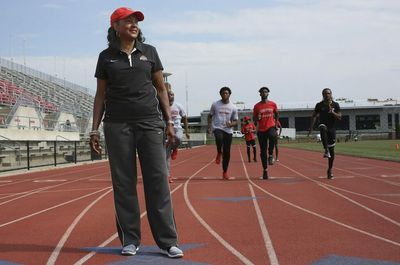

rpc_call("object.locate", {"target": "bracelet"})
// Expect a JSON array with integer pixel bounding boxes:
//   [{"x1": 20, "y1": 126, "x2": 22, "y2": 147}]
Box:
[
  {"x1": 167, "y1": 120, "x2": 174, "y2": 125},
  {"x1": 89, "y1": 130, "x2": 100, "y2": 136}
]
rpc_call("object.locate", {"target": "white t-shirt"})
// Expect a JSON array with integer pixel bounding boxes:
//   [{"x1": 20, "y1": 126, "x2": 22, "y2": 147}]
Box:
[
  {"x1": 210, "y1": 100, "x2": 238, "y2": 134},
  {"x1": 170, "y1": 102, "x2": 186, "y2": 129}
]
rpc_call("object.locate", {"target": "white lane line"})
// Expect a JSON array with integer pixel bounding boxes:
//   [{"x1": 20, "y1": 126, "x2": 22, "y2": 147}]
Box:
[
  {"x1": 183, "y1": 160, "x2": 255, "y2": 265},
  {"x1": 286, "y1": 153, "x2": 400, "y2": 186},
  {"x1": 315, "y1": 183, "x2": 400, "y2": 207},
  {"x1": 319, "y1": 184, "x2": 400, "y2": 226},
  {"x1": 73, "y1": 184, "x2": 183, "y2": 265},
  {"x1": 34, "y1": 179, "x2": 68, "y2": 183},
  {"x1": 88, "y1": 178, "x2": 110, "y2": 182},
  {"x1": 0, "y1": 164, "x2": 108, "y2": 188},
  {"x1": 0, "y1": 172, "x2": 107, "y2": 206},
  {"x1": 279, "y1": 162, "x2": 400, "y2": 226},
  {"x1": 381, "y1": 174, "x2": 400, "y2": 178},
  {"x1": 0, "y1": 187, "x2": 111, "y2": 228},
  {"x1": 317, "y1": 176, "x2": 354, "y2": 179},
  {"x1": 239, "y1": 148, "x2": 279, "y2": 265},
  {"x1": 248, "y1": 184, "x2": 279, "y2": 265},
  {"x1": 248, "y1": 180, "x2": 399, "y2": 247},
  {"x1": 280, "y1": 154, "x2": 400, "y2": 207},
  {"x1": 46, "y1": 188, "x2": 113, "y2": 265}
]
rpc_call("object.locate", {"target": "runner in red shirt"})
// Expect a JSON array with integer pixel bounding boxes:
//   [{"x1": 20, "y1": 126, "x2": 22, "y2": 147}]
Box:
[
  {"x1": 253, "y1": 86, "x2": 279, "y2": 179},
  {"x1": 241, "y1": 116, "x2": 257, "y2": 162}
]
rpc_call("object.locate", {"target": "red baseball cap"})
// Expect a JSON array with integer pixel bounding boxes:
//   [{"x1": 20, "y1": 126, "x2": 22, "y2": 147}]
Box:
[
  {"x1": 110, "y1": 7, "x2": 144, "y2": 26},
  {"x1": 243, "y1": 116, "x2": 250, "y2": 121}
]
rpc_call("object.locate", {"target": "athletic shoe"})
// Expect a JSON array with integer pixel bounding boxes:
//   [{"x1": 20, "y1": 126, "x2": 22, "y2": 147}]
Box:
[
  {"x1": 268, "y1": 156, "x2": 274, "y2": 165},
  {"x1": 327, "y1": 170, "x2": 334, "y2": 180},
  {"x1": 222, "y1": 171, "x2": 230, "y2": 180},
  {"x1": 262, "y1": 170, "x2": 268, "y2": 180},
  {"x1": 248, "y1": 158, "x2": 251, "y2": 163},
  {"x1": 275, "y1": 158, "x2": 279, "y2": 162},
  {"x1": 168, "y1": 176, "x2": 173, "y2": 183},
  {"x1": 121, "y1": 244, "x2": 139, "y2": 256},
  {"x1": 171, "y1": 149, "x2": 178, "y2": 160},
  {"x1": 215, "y1": 152, "x2": 222, "y2": 164},
  {"x1": 160, "y1": 246, "x2": 184, "y2": 258},
  {"x1": 323, "y1": 149, "x2": 331, "y2": 158}
]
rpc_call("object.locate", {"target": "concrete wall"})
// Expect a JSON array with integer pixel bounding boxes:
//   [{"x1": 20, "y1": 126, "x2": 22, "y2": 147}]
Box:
[{"x1": 0, "y1": 128, "x2": 80, "y2": 141}]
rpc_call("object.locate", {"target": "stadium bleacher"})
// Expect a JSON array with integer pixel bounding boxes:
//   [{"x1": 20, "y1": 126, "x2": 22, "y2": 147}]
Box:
[{"x1": 0, "y1": 57, "x2": 94, "y2": 134}]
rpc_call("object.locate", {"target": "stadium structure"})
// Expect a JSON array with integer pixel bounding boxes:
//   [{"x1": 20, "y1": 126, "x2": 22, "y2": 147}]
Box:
[
  {"x1": 200, "y1": 99, "x2": 400, "y2": 140},
  {"x1": 0, "y1": 58, "x2": 204, "y2": 172},
  {"x1": 0, "y1": 57, "x2": 95, "y2": 171},
  {"x1": 0, "y1": 57, "x2": 93, "y2": 140},
  {"x1": 0, "y1": 56, "x2": 398, "y2": 172}
]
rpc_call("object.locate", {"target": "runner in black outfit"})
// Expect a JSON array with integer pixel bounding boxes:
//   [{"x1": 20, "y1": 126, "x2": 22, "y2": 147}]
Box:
[{"x1": 308, "y1": 88, "x2": 342, "y2": 179}]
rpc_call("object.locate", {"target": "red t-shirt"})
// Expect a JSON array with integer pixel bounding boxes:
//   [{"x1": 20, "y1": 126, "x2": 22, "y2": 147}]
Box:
[
  {"x1": 253, "y1": 100, "x2": 278, "y2": 132},
  {"x1": 241, "y1": 122, "x2": 256, "y2": 141}
]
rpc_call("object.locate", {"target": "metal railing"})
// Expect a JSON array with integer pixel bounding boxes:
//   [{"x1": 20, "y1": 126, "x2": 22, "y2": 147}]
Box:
[{"x1": 0, "y1": 139, "x2": 107, "y2": 173}]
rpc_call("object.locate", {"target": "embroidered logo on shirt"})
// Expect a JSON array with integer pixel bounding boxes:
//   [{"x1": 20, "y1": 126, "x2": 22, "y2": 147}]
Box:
[
  {"x1": 139, "y1": 55, "x2": 148, "y2": 61},
  {"x1": 109, "y1": 59, "x2": 118, "y2": 63}
]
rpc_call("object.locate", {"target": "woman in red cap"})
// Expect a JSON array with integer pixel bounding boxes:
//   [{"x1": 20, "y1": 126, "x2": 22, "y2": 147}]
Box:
[
  {"x1": 90, "y1": 7, "x2": 183, "y2": 258},
  {"x1": 241, "y1": 116, "x2": 257, "y2": 162}
]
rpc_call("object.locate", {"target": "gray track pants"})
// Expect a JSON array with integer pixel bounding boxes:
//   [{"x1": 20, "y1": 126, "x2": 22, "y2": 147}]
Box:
[{"x1": 103, "y1": 121, "x2": 178, "y2": 249}]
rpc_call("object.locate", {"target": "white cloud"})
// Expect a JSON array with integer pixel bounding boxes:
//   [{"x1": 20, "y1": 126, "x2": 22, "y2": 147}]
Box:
[
  {"x1": 42, "y1": 3, "x2": 65, "y2": 9},
  {"x1": 149, "y1": 1, "x2": 400, "y2": 114},
  {"x1": 5, "y1": 1, "x2": 400, "y2": 115}
]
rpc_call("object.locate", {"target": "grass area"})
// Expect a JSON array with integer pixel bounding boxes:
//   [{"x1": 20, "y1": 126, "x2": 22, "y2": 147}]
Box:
[{"x1": 280, "y1": 139, "x2": 400, "y2": 162}]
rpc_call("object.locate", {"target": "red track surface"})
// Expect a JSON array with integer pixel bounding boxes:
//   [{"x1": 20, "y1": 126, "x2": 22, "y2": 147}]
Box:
[{"x1": 0, "y1": 145, "x2": 399, "y2": 265}]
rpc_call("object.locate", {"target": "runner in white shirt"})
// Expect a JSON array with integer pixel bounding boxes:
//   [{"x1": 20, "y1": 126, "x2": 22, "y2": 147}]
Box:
[
  {"x1": 166, "y1": 89, "x2": 190, "y2": 183},
  {"x1": 207, "y1": 87, "x2": 238, "y2": 180}
]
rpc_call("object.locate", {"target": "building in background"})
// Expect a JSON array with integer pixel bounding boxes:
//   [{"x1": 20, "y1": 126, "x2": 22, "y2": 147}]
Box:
[{"x1": 200, "y1": 99, "x2": 400, "y2": 140}]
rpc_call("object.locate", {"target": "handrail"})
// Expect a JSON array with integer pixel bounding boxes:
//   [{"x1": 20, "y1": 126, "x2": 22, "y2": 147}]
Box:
[
  {"x1": 55, "y1": 135, "x2": 71, "y2": 141},
  {"x1": 0, "y1": 134, "x2": 21, "y2": 148}
]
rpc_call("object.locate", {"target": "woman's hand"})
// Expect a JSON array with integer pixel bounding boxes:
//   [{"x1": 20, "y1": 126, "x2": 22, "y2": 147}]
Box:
[
  {"x1": 90, "y1": 134, "x2": 102, "y2": 154},
  {"x1": 166, "y1": 124, "x2": 176, "y2": 147}
]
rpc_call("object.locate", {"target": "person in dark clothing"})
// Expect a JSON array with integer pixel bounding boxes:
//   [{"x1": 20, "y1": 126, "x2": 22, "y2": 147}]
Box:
[
  {"x1": 89, "y1": 6, "x2": 183, "y2": 258},
  {"x1": 308, "y1": 88, "x2": 342, "y2": 179}
]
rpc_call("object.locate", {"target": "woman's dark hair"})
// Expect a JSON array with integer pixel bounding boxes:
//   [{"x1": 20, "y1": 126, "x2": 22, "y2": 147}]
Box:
[
  {"x1": 107, "y1": 26, "x2": 145, "y2": 50},
  {"x1": 322, "y1": 88, "x2": 331, "y2": 94}
]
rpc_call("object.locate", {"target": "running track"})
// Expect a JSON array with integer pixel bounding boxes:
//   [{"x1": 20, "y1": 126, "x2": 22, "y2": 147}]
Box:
[{"x1": 0, "y1": 145, "x2": 399, "y2": 265}]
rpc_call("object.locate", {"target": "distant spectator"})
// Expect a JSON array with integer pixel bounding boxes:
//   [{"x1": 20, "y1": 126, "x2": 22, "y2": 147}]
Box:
[{"x1": 65, "y1": 119, "x2": 71, "y2": 131}]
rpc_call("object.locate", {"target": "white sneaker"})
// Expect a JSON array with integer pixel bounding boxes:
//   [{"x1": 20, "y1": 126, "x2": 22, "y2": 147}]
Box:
[
  {"x1": 121, "y1": 244, "x2": 139, "y2": 256},
  {"x1": 160, "y1": 246, "x2": 184, "y2": 258}
]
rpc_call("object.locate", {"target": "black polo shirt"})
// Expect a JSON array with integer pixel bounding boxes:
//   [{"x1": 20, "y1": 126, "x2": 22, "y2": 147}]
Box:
[
  {"x1": 314, "y1": 100, "x2": 341, "y2": 128},
  {"x1": 95, "y1": 42, "x2": 164, "y2": 122}
]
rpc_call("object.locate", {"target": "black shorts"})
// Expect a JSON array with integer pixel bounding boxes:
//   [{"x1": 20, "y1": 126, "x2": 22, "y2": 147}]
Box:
[
  {"x1": 318, "y1": 124, "x2": 336, "y2": 147},
  {"x1": 246, "y1": 139, "x2": 256, "y2": 147}
]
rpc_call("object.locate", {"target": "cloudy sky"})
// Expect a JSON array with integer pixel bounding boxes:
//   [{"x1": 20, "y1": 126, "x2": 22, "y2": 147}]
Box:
[{"x1": 0, "y1": 0, "x2": 399, "y2": 115}]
